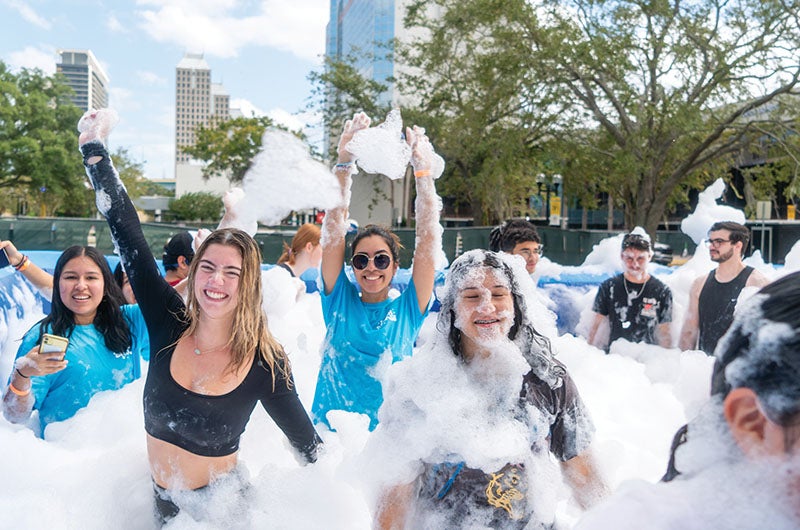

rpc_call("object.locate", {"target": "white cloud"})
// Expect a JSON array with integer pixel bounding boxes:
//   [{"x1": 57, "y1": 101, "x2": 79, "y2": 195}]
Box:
[
  {"x1": 106, "y1": 14, "x2": 127, "y2": 33},
  {"x1": 136, "y1": 70, "x2": 167, "y2": 86},
  {"x1": 136, "y1": 0, "x2": 327, "y2": 61},
  {"x1": 109, "y1": 87, "x2": 140, "y2": 112},
  {"x1": 6, "y1": 46, "x2": 56, "y2": 74},
  {"x1": 3, "y1": 0, "x2": 52, "y2": 29}
]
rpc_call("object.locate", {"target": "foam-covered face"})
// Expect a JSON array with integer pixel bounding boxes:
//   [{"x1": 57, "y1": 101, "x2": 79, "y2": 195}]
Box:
[
  {"x1": 511, "y1": 241, "x2": 541, "y2": 274},
  {"x1": 193, "y1": 243, "x2": 242, "y2": 321},
  {"x1": 621, "y1": 247, "x2": 651, "y2": 280},
  {"x1": 59, "y1": 256, "x2": 105, "y2": 325},
  {"x1": 453, "y1": 267, "x2": 514, "y2": 353},
  {"x1": 352, "y1": 235, "x2": 398, "y2": 302}
]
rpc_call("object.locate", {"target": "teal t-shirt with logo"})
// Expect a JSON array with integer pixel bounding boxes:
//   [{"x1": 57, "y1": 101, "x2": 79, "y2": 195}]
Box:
[{"x1": 312, "y1": 268, "x2": 429, "y2": 430}]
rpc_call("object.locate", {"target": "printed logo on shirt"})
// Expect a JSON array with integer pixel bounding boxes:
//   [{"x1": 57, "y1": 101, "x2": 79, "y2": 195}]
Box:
[
  {"x1": 485, "y1": 465, "x2": 526, "y2": 519},
  {"x1": 640, "y1": 297, "x2": 659, "y2": 319}
]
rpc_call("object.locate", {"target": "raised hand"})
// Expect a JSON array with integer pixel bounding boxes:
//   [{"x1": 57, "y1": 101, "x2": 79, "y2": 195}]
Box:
[
  {"x1": 337, "y1": 112, "x2": 371, "y2": 163},
  {"x1": 405, "y1": 125, "x2": 434, "y2": 174},
  {"x1": 77, "y1": 108, "x2": 119, "y2": 147}
]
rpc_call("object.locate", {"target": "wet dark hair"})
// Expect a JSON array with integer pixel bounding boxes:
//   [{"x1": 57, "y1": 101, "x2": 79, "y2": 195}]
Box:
[
  {"x1": 711, "y1": 271, "x2": 800, "y2": 426},
  {"x1": 709, "y1": 221, "x2": 750, "y2": 251},
  {"x1": 489, "y1": 220, "x2": 540, "y2": 253},
  {"x1": 351, "y1": 224, "x2": 403, "y2": 263},
  {"x1": 38, "y1": 246, "x2": 131, "y2": 354},
  {"x1": 621, "y1": 232, "x2": 652, "y2": 252},
  {"x1": 436, "y1": 249, "x2": 565, "y2": 388}
]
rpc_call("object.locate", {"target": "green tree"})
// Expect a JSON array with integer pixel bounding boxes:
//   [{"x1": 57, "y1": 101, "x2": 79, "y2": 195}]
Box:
[
  {"x1": 168, "y1": 192, "x2": 222, "y2": 221},
  {"x1": 181, "y1": 116, "x2": 278, "y2": 184},
  {"x1": 402, "y1": 0, "x2": 800, "y2": 232},
  {"x1": 0, "y1": 61, "x2": 85, "y2": 216},
  {"x1": 307, "y1": 53, "x2": 392, "y2": 158}
]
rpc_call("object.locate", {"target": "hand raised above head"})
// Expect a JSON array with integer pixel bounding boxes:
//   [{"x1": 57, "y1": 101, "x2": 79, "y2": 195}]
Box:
[
  {"x1": 406, "y1": 125, "x2": 434, "y2": 172},
  {"x1": 78, "y1": 108, "x2": 119, "y2": 147},
  {"x1": 337, "y1": 112, "x2": 371, "y2": 162}
]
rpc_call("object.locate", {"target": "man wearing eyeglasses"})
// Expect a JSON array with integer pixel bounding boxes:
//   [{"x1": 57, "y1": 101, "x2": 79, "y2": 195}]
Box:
[
  {"x1": 588, "y1": 230, "x2": 673, "y2": 351},
  {"x1": 489, "y1": 219, "x2": 543, "y2": 274},
  {"x1": 679, "y1": 221, "x2": 769, "y2": 354}
]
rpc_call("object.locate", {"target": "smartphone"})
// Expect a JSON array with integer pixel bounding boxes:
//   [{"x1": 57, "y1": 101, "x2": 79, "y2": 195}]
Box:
[
  {"x1": 39, "y1": 334, "x2": 69, "y2": 360},
  {"x1": 0, "y1": 248, "x2": 10, "y2": 269}
]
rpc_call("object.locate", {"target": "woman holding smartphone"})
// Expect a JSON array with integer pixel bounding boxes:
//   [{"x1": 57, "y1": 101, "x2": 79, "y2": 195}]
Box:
[
  {"x1": 2, "y1": 245, "x2": 149, "y2": 435},
  {"x1": 77, "y1": 109, "x2": 321, "y2": 525}
]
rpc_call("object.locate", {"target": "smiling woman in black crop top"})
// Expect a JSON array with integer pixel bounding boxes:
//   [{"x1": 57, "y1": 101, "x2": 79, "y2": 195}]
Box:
[{"x1": 77, "y1": 109, "x2": 322, "y2": 524}]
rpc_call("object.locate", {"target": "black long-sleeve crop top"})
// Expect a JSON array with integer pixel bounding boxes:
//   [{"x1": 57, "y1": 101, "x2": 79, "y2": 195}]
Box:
[{"x1": 81, "y1": 141, "x2": 322, "y2": 461}]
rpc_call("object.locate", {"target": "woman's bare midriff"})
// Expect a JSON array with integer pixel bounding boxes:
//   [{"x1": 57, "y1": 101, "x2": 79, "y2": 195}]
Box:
[{"x1": 147, "y1": 434, "x2": 239, "y2": 490}]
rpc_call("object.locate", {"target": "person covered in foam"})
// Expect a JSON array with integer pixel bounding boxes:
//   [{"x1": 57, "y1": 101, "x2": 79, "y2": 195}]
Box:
[
  {"x1": 311, "y1": 112, "x2": 443, "y2": 431},
  {"x1": 577, "y1": 271, "x2": 800, "y2": 530},
  {"x1": 374, "y1": 249, "x2": 608, "y2": 529}
]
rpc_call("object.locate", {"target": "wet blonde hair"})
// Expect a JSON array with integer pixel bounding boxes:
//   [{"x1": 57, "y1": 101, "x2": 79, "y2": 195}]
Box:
[
  {"x1": 182, "y1": 228, "x2": 289, "y2": 382},
  {"x1": 277, "y1": 223, "x2": 321, "y2": 265}
]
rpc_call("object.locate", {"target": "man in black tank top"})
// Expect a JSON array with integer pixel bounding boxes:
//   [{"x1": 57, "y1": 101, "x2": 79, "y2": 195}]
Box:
[{"x1": 679, "y1": 222, "x2": 769, "y2": 354}]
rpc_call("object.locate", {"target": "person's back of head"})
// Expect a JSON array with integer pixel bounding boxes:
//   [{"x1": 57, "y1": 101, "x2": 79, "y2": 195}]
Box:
[
  {"x1": 278, "y1": 223, "x2": 321, "y2": 265},
  {"x1": 162, "y1": 231, "x2": 194, "y2": 272},
  {"x1": 712, "y1": 271, "x2": 800, "y2": 428}
]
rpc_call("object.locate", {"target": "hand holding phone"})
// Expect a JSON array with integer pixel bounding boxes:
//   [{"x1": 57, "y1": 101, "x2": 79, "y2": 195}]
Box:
[
  {"x1": 0, "y1": 248, "x2": 10, "y2": 269},
  {"x1": 39, "y1": 334, "x2": 69, "y2": 361}
]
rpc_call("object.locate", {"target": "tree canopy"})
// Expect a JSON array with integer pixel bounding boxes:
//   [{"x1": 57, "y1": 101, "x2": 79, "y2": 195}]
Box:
[
  {"x1": 0, "y1": 61, "x2": 86, "y2": 216},
  {"x1": 399, "y1": 0, "x2": 800, "y2": 232}
]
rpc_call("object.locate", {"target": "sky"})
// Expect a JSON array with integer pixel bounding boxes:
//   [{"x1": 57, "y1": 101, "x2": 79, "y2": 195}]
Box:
[{"x1": 0, "y1": 0, "x2": 330, "y2": 181}]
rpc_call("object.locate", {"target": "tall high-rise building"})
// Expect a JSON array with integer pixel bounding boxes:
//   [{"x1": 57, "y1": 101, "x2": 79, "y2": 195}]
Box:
[
  {"x1": 174, "y1": 53, "x2": 231, "y2": 197},
  {"x1": 56, "y1": 49, "x2": 109, "y2": 112},
  {"x1": 325, "y1": 0, "x2": 434, "y2": 226}
]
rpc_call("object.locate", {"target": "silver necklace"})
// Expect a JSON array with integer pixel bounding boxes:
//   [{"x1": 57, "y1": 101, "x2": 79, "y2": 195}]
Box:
[
  {"x1": 192, "y1": 335, "x2": 227, "y2": 356},
  {"x1": 624, "y1": 276, "x2": 648, "y2": 305}
]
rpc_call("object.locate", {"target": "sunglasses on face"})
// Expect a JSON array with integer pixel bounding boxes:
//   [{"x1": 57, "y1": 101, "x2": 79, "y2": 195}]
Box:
[
  {"x1": 517, "y1": 247, "x2": 544, "y2": 258},
  {"x1": 351, "y1": 253, "x2": 392, "y2": 270},
  {"x1": 705, "y1": 238, "x2": 732, "y2": 248}
]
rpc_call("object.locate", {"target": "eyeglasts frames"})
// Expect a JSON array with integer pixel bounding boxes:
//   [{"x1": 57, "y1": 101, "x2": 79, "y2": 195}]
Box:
[{"x1": 351, "y1": 253, "x2": 392, "y2": 270}]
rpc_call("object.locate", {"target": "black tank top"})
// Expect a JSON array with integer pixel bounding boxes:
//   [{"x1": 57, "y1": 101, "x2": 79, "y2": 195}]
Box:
[{"x1": 698, "y1": 266, "x2": 754, "y2": 354}]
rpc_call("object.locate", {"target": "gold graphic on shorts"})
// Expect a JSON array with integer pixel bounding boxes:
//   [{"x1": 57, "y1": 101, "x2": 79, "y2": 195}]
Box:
[{"x1": 485, "y1": 467, "x2": 524, "y2": 519}]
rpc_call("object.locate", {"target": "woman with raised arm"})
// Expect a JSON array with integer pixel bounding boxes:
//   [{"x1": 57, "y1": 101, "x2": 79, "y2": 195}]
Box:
[
  {"x1": 77, "y1": 109, "x2": 322, "y2": 524},
  {"x1": 311, "y1": 112, "x2": 442, "y2": 431}
]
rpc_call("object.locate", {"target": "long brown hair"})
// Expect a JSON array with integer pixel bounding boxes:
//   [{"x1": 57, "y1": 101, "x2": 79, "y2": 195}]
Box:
[
  {"x1": 277, "y1": 223, "x2": 321, "y2": 265},
  {"x1": 181, "y1": 228, "x2": 289, "y2": 382}
]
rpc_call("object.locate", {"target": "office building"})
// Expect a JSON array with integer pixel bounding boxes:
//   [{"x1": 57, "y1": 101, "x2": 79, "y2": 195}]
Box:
[
  {"x1": 174, "y1": 53, "x2": 231, "y2": 197},
  {"x1": 56, "y1": 49, "x2": 109, "y2": 112},
  {"x1": 324, "y1": 0, "x2": 439, "y2": 226}
]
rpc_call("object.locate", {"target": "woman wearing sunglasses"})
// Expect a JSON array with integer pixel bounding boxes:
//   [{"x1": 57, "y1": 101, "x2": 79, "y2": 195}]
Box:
[{"x1": 311, "y1": 112, "x2": 442, "y2": 431}]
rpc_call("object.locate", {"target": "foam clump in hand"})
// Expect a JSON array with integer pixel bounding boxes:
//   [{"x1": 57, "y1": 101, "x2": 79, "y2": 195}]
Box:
[
  {"x1": 77, "y1": 108, "x2": 120, "y2": 146},
  {"x1": 345, "y1": 109, "x2": 412, "y2": 181}
]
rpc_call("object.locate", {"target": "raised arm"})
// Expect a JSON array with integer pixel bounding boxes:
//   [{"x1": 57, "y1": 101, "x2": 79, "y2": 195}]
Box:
[
  {"x1": 405, "y1": 126, "x2": 443, "y2": 314},
  {"x1": 77, "y1": 109, "x2": 182, "y2": 331},
  {"x1": 0, "y1": 240, "x2": 53, "y2": 299},
  {"x1": 678, "y1": 276, "x2": 703, "y2": 350},
  {"x1": 320, "y1": 113, "x2": 371, "y2": 294}
]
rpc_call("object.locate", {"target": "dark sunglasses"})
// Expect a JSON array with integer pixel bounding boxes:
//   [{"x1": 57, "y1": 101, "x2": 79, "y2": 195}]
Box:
[{"x1": 351, "y1": 253, "x2": 392, "y2": 270}]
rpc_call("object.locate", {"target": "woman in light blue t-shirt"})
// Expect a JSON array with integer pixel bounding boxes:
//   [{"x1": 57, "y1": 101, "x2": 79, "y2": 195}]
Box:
[
  {"x1": 2, "y1": 245, "x2": 148, "y2": 435},
  {"x1": 312, "y1": 112, "x2": 443, "y2": 430}
]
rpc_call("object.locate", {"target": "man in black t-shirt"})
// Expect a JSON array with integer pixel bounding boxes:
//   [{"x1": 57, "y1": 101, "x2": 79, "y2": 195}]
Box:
[{"x1": 588, "y1": 231, "x2": 673, "y2": 351}]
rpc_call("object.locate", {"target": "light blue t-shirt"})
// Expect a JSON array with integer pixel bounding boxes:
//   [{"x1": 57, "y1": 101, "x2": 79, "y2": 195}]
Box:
[
  {"x1": 12, "y1": 304, "x2": 149, "y2": 433},
  {"x1": 312, "y1": 268, "x2": 429, "y2": 430}
]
